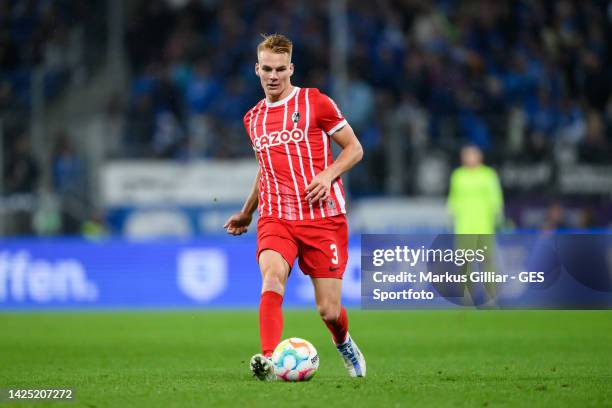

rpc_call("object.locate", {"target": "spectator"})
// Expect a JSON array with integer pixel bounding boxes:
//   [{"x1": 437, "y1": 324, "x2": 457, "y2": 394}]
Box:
[
  {"x1": 81, "y1": 210, "x2": 109, "y2": 240},
  {"x1": 541, "y1": 202, "x2": 569, "y2": 232},
  {"x1": 2, "y1": 133, "x2": 39, "y2": 235},
  {"x1": 556, "y1": 96, "x2": 585, "y2": 144},
  {"x1": 343, "y1": 67, "x2": 375, "y2": 134},
  {"x1": 578, "y1": 111, "x2": 610, "y2": 163},
  {"x1": 103, "y1": 93, "x2": 126, "y2": 159},
  {"x1": 153, "y1": 110, "x2": 185, "y2": 158},
  {"x1": 185, "y1": 59, "x2": 221, "y2": 115},
  {"x1": 52, "y1": 131, "x2": 84, "y2": 197},
  {"x1": 125, "y1": 94, "x2": 155, "y2": 157},
  {"x1": 3, "y1": 134, "x2": 39, "y2": 194}
]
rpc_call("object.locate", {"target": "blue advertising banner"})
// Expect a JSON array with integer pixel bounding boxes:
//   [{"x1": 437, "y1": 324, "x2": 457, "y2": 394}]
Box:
[
  {"x1": 0, "y1": 237, "x2": 362, "y2": 309},
  {"x1": 3, "y1": 234, "x2": 611, "y2": 310}
]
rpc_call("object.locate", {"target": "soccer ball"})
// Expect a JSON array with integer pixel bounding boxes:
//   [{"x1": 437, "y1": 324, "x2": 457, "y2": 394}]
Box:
[{"x1": 272, "y1": 337, "x2": 319, "y2": 381}]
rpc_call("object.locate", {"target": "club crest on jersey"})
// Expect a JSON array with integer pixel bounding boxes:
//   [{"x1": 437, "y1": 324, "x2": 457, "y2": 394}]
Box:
[
  {"x1": 291, "y1": 111, "x2": 300, "y2": 124},
  {"x1": 254, "y1": 128, "x2": 305, "y2": 151}
]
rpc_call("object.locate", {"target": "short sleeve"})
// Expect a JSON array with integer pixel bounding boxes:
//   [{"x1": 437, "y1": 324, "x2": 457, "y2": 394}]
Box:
[{"x1": 315, "y1": 90, "x2": 348, "y2": 135}]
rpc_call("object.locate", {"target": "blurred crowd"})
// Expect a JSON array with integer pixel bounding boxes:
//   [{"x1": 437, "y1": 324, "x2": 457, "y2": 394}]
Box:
[
  {"x1": 0, "y1": 0, "x2": 103, "y2": 235},
  {"x1": 0, "y1": 0, "x2": 106, "y2": 112},
  {"x1": 122, "y1": 0, "x2": 612, "y2": 165}
]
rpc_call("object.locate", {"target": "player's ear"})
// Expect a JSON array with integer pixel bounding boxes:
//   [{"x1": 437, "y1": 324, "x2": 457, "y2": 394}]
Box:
[
  {"x1": 289, "y1": 63, "x2": 294, "y2": 77},
  {"x1": 255, "y1": 63, "x2": 260, "y2": 77}
]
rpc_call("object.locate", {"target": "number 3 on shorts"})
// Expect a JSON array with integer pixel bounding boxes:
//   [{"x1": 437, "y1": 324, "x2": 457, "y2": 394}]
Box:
[{"x1": 330, "y1": 243, "x2": 339, "y2": 265}]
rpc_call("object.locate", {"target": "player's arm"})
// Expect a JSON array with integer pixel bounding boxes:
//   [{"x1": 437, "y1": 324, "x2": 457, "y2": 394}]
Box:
[
  {"x1": 224, "y1": 166, "x2": 260, "y2": 235},
  {"x1": 305, "y1": 124, "x2": 363, "y2": 203}
]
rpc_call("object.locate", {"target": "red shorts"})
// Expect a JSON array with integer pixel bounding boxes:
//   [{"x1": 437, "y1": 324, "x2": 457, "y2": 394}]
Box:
[{"x1": 256, "y1": 214, "x2": 348, "y2": 279}]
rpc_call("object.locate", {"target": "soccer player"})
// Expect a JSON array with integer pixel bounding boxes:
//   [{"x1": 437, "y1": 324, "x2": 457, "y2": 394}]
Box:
[{"x1": 223, "y1": 34, "x2": 366, "y2": 380}]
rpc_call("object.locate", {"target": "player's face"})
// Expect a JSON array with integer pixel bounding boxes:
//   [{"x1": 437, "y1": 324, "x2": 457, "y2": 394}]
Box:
[{"x1": 256, "y1": 50, "x2": 294, "y2": 101}]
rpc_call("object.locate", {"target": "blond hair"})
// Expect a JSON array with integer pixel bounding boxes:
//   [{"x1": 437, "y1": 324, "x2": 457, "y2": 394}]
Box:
[{"x1": 257, "y1": 34, "x2": 293, "y2": 59}]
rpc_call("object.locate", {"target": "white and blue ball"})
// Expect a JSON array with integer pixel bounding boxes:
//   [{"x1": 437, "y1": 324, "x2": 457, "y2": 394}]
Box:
[{"x1": 271, "y1": 338, "x2": 319, "y2": 381}]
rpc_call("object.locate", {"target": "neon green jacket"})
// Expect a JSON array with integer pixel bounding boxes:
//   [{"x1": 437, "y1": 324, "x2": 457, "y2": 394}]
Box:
[{"x1": 447, "y1": 165, "x2": 503, "y2": 234}]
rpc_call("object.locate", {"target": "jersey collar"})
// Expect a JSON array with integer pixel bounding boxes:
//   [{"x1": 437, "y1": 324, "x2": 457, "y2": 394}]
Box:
[{"x1": 265, "y1": 86, "x2": 300, "y2": 107}]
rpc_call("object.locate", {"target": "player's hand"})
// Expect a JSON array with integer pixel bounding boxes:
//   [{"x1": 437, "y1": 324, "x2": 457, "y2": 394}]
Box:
[
  {"x1": 223, "y1": 212, "x2": 253, "y2": 236},
  {"x1": 306, "y1": 171, "x2": 333, "y2": 203}
]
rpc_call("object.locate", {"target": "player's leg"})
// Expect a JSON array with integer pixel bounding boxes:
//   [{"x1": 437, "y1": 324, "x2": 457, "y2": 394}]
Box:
[
  {"x1": 250, "y1": 249, "x2": 291, "y2": 381},
  {"x1": 296, "y1": 214, "x2": 349, "y2": 344},
  {"x1": 312, "y1": 277, "x2": 366, "y2": 377},
  {"x1": 296, "y1": 214, "x2": 365, "y2": 377},
  {"x1": 250, "y1": 216, "x2": 298, "y2": 381},
  {"x1": 258, "y1": 249, "x2": 290, "y2": 356},
  {"x1": 311, "y1": 277, "x2": 346, "y2": 343}
]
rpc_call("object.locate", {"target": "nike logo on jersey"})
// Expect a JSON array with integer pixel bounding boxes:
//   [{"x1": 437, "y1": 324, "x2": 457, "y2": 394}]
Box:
[{"x1": 254, "y1": 128, "x2": 305, "y2": 151}]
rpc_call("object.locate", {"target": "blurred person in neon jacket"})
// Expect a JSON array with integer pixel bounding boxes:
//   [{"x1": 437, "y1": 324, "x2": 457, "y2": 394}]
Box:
[
  {"x1": 447, "y1": 145, "x2": 504, "y2": 234},
  {"x1": 447, "y1": 145, "x2": 504, "y2": 305}
]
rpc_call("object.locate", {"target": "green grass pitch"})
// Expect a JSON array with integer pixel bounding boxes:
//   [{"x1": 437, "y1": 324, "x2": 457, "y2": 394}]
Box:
[{"x1": 1, "y1": 310, "x2": 611, "y2": 407}]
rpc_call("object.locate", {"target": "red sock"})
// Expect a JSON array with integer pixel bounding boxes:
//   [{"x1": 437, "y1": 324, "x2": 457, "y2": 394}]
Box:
[
  {"x1": 259, "y1": 291, "x2": 283, "y2": 357},
  {"x1": 324, "y1": 306, "x2": 349, "y2": 344}
]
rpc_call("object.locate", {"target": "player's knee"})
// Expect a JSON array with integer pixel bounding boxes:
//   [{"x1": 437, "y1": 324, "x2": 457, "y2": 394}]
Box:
[
  {"x1": 317, "y1": 302, "x2": 341, "y2": 323},
  {"x1": 262, "y1": 274, "x2": 284, "y2": 292},
  {"x1": 261, "y1": 267, "x2": 286, "y2": 293}
]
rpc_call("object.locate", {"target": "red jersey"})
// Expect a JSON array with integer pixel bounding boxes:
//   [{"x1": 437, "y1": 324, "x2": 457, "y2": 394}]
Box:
[{"x1": 243, "y1": 87, "x2": 348, "y2": 220}]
